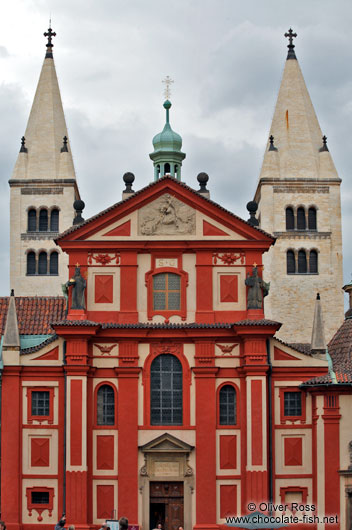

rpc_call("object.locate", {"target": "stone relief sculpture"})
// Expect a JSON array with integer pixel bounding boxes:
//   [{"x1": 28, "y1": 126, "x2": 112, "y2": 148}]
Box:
[{"x1": 139, "y1": 194, "x2": 195, "y2": 235}]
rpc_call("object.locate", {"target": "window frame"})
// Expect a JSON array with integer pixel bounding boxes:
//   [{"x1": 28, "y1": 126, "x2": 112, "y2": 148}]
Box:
[
  {"x1": 285, "y1": 207, "x2": 295, "y2": 231},
  {"x1": 27, "y1": 388, "x2": 54, "y2": 424},
  {"x1": 217, "y1": 382, "x2": 239, "y2": 428},
  {"x1": 27, "y1": 251, "x2": 37, "y2": 275},
  {"x1": 50, "y1": 208, "x2": 60, "y2": 232},
  {"x1": 150, "y1": 353, "x2": 183, "y2": 426},
  {"x1": 27, "y1": 208, "x2": 37, "y2": 232},
  {"x1": 49, "y1": 251, "x2": 59, "y2": 275},
  {"x1": 26, "y1": 486, "x2": 54, "y2": 520},
  {"x1": 143, "y1": 344, "x2": 191, "y2": 428},
  {"x1": 279, "y1": 388, "x2": 306, "y2": 424},
  {"x1": 94, "y1": 382, "x2": 117, "y2": 429},
  {"x1": 145, "y1": 255, "x2": 188, "y2": 321}
]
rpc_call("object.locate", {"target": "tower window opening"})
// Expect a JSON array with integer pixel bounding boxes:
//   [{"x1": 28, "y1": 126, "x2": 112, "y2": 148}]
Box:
[
  {"x1": 50, "y1": 209, "x2": 59, "y2": 232},
  {"x1": 286, "y1": 250, "x2": 296, "y2": 274},
  {"x1": 285, "y1": 207, "x2": 295, "y2": 230},
  {"x1": 164, "y1": 163, "x2": 170, "y2": 174},
  {"x1": 50, "y1": 252, "x2": 59, "y2": 275},
  {"x1": 297, "y1": 207, "x2": 306, "y2": 230},
  {"x1": 38, "y1": 252, "x2": 48, "y2": 275},
  {"x1": 39, "y1": 209, "x2": 48, "y2": 232},
  {"x1": 27, "y1": 251, "x2": 36, "y2": 275},
  {"x1": 28, "y1": 209, "x2": 37, "y2": 232},
  {"x1": 308, "y1": 207, "x2": 317, "y2": 230},
  {"x1": 298, "y1": 250, "x2": 307, "y2": 273},
  {"x1": 309, "y1": 250, "x2": 318, "y2": 273}
]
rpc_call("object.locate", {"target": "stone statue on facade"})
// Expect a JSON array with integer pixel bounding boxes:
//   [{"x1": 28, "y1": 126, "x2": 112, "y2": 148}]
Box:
[
  {"x1": 245, "y1": 265, "x2": 270, "y2": 309},
  {"x1": 65, "y1": 266, "x2": 86, "y2": 310}
]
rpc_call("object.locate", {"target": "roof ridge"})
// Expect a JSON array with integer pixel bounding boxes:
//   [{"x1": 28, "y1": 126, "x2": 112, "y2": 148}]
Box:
[{"x1": 56, "y1": 176, "x2": 274, "y2": 241}]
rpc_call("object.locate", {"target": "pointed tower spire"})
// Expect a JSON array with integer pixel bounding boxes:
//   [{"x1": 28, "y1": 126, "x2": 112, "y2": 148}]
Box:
[
  {"x1": 258, "y1": 29, "x2": 339, "y2": 181},
  {"x1": 9, "y1": 27, "x2": 81, "y2": 297},
  {"x1": 253, "y1": 30, "x2": 344, "y2": 344},
  {"x1": 149, "y1": 77, "x2": 186, "y2": 181},
  {"x1": 11, "y1": 24, "x2": 76, "y2": 181},
  {"x1": 311, "y1": 293, "x2": 326, "y2": 355},
  {"x1": 3, "y1": 291, "x2": 20, "y2": 350}
]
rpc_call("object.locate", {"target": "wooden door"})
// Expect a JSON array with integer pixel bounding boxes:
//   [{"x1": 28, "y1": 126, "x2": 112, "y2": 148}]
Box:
[{"x1": 150, "y1": 482, "x2": 184, "y2": 530}]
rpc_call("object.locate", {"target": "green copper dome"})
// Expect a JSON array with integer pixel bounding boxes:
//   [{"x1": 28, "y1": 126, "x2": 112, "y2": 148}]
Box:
[
  {"x1": 152, "y1": 100, "x2": 183, "y2": 152},
  {"x1": 150, "y1": 100, "x2": 186, "y2": 181}
]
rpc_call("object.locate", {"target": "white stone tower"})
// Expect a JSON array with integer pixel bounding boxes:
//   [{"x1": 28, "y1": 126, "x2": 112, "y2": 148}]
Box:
[
  {"x1": 254, "y1": 29, "x2": 344, "y2": 343},
  {"x1": 9, "y1": 26, "x2": 80, "y2": 296}
]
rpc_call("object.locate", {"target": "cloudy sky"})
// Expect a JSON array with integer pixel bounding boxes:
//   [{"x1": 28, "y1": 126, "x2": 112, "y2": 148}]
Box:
[{"x1": 0, "y1": 0, "x2": 351, "y2": 298}]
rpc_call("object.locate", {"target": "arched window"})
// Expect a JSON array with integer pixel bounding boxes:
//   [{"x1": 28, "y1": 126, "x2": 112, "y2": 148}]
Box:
[
  {"x1": 285, "y1": 207, "x2": 294, "y2": 230},
  {"x1": 287, "y1": 250, "x2": 296, "y2": 274},
  {"x1": 153, "y1": 273, "x2": 181, "y2": 311},
  {"x1": 27, "y1": 251, "x2": 36, "y2": 275},
  {"x1": 164, "y1": 162, "x2": 170, "y2": 174},
  {"x1": 97, "y1": 385, "x2": 115, "y2": 425},
  {"x1": 150, "y1": 354, "x2": 182, "y2": 425},
  {"x1": 28, "y1": 209, "x2": 37, "y2": 231},
  {"x1": 38, "y1": 252, "x2": 48, "y2": 275},
  {"x1": 298, "y1": 250, "x2": 307, "y2": 273},
  {"x1": 219, "y1": 385, "x2": 236, "y2": 425},
  {"x1": 39, "y1": 209, "x2": 48, "y2": 232},
  {"x1": 50, "y1": 209, "x2": 59, "y2": 232},
  {"x1": 308, "y1": 207, "x2": 317, "y2": 230},
  {"x1": 297, "y1": 207, "x2": 306, "y2": 230},
  {"x1": 309, "y1": 250, "x2": 318, "y2": 273},
  {"x1": 50, "y1": 252, "x2": 59, "y2": 275}
]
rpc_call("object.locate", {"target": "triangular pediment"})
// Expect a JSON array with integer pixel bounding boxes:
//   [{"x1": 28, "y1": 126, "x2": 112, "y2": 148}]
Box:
[
  {"x1": 139, "y1": 433, "x2": 194, "y2": 453},
  {"x1": 57, "y1": 177, "x2": 273, "y2": 244},
  {"x1": 271, "y1": 339, "x2": 328, "y2": 367}
]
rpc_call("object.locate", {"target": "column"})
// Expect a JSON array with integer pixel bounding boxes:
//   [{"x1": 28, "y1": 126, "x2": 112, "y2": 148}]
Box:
[
  {"x1": 65, "y1": 339, "x2": 89, "y2": 529},
  {"x1": 194, "y1": 341, "x2": 218, "y2": 530},
  {"x1": 195, "y1": 251, "x2": 214, "y2": 323},
  {"x1": 119, "y1": 251, "x2": 138, "y2": 323},
  {"x1": 1, "y1": 367, "x2": 21, "y2": 530},
  {"x1": 116, "y1": 342, "x2": 140, "y2": 523},
  {"x1": 323, "y1": 393, "x2": 340, "y2": 528}
]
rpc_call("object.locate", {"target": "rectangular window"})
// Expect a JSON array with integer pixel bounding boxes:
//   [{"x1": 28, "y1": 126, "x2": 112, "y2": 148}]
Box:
[
  {"x1": 284, "y1": 391, "x2": 302, "y2": 416},
  {"x1": 31, "y1": 391, "x2": 50, "y2": 417},
  {"x1": 31, "y1": 491, "x2": 49, "y2": 504}
]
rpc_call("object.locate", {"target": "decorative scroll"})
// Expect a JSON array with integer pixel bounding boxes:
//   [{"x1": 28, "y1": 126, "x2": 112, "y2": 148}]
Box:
[
  {"x1": 94, "y1": 344, "x2": 117, "y2": 356},
  {"x1": 152, "y1": 343, "x2": 182, "y2": 356},
  {"x1": 88, "y1": 253, "x2": 120, "y2": 266},
  {"x1": 215, "y1": 343, "x2": 238, "y2": 356},
  {"x1": 213, "y1": 252, "x2": 245, "y2": 265}
]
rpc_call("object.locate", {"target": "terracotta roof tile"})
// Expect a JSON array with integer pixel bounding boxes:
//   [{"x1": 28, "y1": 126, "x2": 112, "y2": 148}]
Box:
[{"x1": 0, "y1": 297, "x2": 66, "y2": 336}]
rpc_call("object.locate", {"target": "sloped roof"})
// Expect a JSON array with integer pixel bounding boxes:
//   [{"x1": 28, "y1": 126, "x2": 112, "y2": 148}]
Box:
[
  {"x1": 56, "y1": 176, "x2": 274, "y2": 241},
  {"x1": 302, "y1": 317, "x2": 352, "y2": 386},
  {"x1": 0, "y1": 297, "x2": 66, "y2": 336}
]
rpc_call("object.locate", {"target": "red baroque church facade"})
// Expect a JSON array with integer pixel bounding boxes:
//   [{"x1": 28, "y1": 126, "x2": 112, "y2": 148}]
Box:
[{"x1": 2, "y1": 177, "x2": 352, "y2": 530}]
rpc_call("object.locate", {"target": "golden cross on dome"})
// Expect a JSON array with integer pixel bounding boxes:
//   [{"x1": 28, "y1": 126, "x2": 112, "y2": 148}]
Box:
[{"x1": 162, "y1": 76, "x2": 174, "y2": 100}]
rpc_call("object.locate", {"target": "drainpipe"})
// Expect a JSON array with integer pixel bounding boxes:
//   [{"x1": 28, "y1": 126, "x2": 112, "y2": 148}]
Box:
[
  {"x1": 266, "y1": 339, "x2": 274, "y2": 513},
  {"x1": 63, "y1": 340, "x2": 67, "y2": 515}
]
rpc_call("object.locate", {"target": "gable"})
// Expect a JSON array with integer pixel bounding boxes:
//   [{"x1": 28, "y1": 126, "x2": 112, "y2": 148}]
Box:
[
  {"x1": 271, "y1": 339, "x2": 328, "y2": 367},
  {"x1": 57, "y1": 177, "x2": 274, "y2": 244}
]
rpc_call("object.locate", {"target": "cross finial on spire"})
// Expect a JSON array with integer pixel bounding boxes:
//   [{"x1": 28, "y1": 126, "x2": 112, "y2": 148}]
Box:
[
  {"x1": 284, "y1": 28, "x2": 297, "y2": 60},
  {"x1": 20, "y1": 136, "x2": 28, "y2": 153},
  {"x1": 44, "y1": 22, "x2": 56, "y2": 58},
  {"x1": 162, "y1": 76, "x2": 174, "y2": 100},
  {"x1": 319, "y1": 135, "x2": 329, "y2": 152},
  {"x1": 268, "y1": 135, "x2": 278, "y2": 152},
  {"x1": 61, "y1": 136, "x2": 68, "y2": 153}
]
